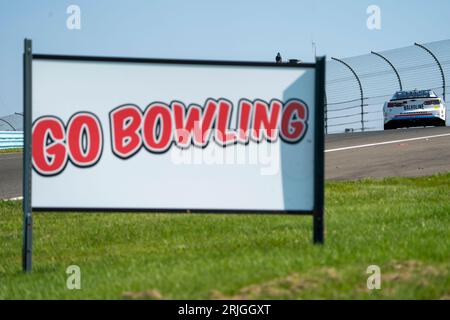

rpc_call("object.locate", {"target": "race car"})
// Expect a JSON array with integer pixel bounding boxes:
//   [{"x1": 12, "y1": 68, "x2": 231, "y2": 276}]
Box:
[{"x1": 383, "y1": 90, "x2": 446, "y2": 130}]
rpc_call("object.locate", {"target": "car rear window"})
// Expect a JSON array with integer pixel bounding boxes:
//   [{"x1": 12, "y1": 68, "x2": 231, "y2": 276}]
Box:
[{"x1": 391, "y1": 90, "x2": 437, "y2": 100}]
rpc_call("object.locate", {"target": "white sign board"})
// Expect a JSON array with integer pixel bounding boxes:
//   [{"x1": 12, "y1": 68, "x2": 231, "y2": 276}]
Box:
[{"x1": 29, "y1": 56, "x2": 323, "y2": 213}]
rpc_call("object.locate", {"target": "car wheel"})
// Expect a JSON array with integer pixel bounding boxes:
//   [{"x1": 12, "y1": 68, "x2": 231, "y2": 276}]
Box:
[{"x1": 437, "y1": 120, "x2": 446, "y2": 127}]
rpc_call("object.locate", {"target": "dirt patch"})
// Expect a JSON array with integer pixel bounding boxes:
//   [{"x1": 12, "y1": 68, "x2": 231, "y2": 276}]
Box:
[
  {"x1": 122, "y1": 289, "x2": 164, "y2": 300},
  {"x1": 360, "y1": 260, "x2": 449, "y2": 296},
  {"x1": 210, "y1": 268, "x2": 340, "y2": 300},
  {"x1": 383, "y1": 260, "x2": 444, "y2": 282}
]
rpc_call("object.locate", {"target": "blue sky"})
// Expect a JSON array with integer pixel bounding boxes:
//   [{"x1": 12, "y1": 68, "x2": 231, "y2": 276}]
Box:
[{"x1": 1, "y1": 0, "x2": 450, "y2": 117}]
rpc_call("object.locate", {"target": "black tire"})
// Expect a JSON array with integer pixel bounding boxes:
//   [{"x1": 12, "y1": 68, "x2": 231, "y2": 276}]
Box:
[{"x1": 436, "y1": 119, "x2": 446, "y2": 127}]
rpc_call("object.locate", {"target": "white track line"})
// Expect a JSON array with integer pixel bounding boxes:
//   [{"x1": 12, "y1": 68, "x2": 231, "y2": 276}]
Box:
[
  {"x1": 0, "y1": 155, "x2": 22, "y2": 161},
  {"x1": 2, "y1": 196, "x2": 23, "y2": 201},
  {"x1": 0, "y1": 152, "x2": 22, "y2": 160},
  {"x1": 325, "y1": 133, "x2": 450, "y2": 153}
]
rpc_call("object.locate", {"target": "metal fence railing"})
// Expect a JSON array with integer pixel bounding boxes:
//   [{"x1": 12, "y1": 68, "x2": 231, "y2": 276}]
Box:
[
  {"x1": 325, "y1": 39, "x2": 450, "y2": 134},
  {"x1": 2, "y1": 40, "x2": 450, "y2": 137},
  {"x1": 0, "y1": 131, "x2": 23, "y2": 149},
  {"x1": 0, "y1": 112, "x2": 23, "y2": 131}
]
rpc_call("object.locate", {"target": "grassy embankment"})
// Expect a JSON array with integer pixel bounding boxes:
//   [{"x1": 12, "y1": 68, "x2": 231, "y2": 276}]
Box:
[{"x1": 0, "y1": 174, "x2": 449, "y2": 299}]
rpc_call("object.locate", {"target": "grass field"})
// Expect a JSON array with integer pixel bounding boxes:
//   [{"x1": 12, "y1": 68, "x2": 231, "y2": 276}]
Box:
[
  {"x1": 0, "y1": 148, "x2": 22, "y2": 154},
  {"x1": 1, "y1": 174, "x2": 449, "y2": 299}
]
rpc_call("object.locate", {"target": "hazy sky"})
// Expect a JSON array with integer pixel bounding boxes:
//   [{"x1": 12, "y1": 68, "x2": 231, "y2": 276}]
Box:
[{"x1": 1, "y1": 0, "x2": 450, "y2": 116}]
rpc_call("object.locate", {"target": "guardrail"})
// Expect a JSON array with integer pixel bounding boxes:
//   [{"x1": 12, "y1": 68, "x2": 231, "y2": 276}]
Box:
[{"x1": 0, "y1": 131, "x2": 23, "y2": 149}]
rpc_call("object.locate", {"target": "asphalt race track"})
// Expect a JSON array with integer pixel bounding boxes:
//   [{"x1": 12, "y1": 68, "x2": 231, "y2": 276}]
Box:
[
  {"x1": 326, "y1": 126, "x2": 450, "y2": 180},
  {"x1": 0, "y1": 152, "x2": 22, "y2": 200},
  {"x1": 1, "y1": 127, "x2": 449, "y2": 199}
]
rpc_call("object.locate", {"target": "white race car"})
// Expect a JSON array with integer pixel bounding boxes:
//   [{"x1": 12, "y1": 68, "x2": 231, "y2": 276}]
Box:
[{"x1": 383, "y1": 90, "x2": 446, "y2": 130}]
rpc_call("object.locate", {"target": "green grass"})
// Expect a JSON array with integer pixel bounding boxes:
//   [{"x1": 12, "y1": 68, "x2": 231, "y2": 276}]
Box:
[
  {"x1": 0, "y1": 148, "x2": 22, "y2": 154},
  {"x1": 1, "y1": 174, "x2": 449, "y2": 299}
]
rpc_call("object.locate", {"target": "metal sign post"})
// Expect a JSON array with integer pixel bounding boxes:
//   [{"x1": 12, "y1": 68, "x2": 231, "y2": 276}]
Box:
[
  {"x1": 314, "y1": 56, "x2": 325, "y2": 244},
  {"x1": 22, "y1": 39, "x2": 33, "y2": 272}
]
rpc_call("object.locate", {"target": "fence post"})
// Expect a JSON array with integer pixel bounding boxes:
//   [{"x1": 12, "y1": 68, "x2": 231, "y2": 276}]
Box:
[
  {"x1": 414, "y1": 43, "x2": 446, "y2": 102},
  {"x1": 371, "y1": 51, "x2": 403, "y2": 91},
  {"x1": 331, "y1": 57, "x2": 364, "y2": 132}
]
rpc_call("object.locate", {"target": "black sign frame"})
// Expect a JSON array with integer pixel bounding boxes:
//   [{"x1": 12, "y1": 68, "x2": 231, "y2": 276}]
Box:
[{"x1": 22, "y1": 39, "x2": 325, "y2": 272}]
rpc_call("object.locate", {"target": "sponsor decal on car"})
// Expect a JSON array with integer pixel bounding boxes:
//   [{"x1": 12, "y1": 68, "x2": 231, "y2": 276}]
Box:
[{"x1": 403, "y1": 105, "x2": 424, "y2": 111}]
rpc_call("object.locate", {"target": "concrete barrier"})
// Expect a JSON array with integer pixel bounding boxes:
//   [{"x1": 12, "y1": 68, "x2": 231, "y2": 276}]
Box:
[{"x1": 0, "y1": 131, "x2": 23, "y2": 149}]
